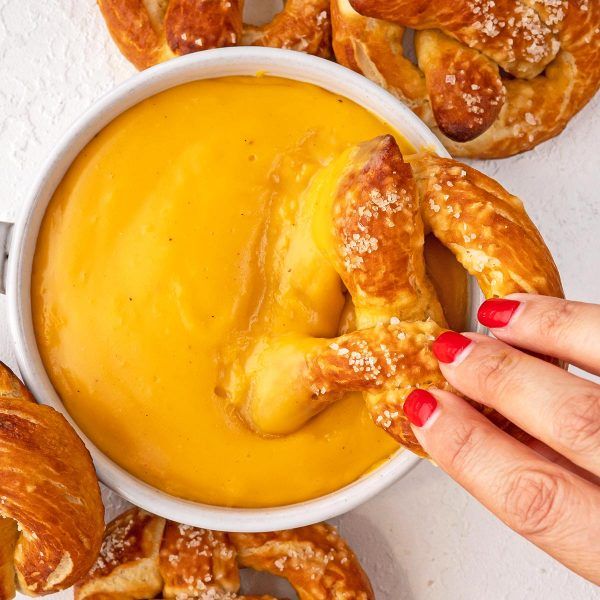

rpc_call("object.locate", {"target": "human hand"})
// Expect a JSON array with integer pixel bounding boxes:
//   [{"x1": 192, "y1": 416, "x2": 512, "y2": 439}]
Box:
[{"x1": 402, "y1": 294, "x2": 600, "y2": 583}]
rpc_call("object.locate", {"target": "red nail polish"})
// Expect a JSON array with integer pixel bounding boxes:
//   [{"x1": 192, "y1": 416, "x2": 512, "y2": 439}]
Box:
[
  {"x1": 403, "y1": 389, "x2": 438, "y2": 427},
  {"x1": 432, "y1": 331, "x2": 472, "y2": 364},
  {"x1": 478, "y1": 298, "x2": 521, "y2": 328}
]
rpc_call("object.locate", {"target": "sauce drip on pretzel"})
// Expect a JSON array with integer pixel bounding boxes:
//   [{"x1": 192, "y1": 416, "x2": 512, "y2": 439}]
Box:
[
  {"x1": 333, "y1": 0, "x2": 600, "y2": 157},
  {"x1": 0, "y1": 363, "x2": 104, "y2": 599},
  {"x1": 220, "y1": 135, "x2": 562, "y2": 455},
  {"x1": 75, "y1": 507, "x2": 375, "y2": 599}
]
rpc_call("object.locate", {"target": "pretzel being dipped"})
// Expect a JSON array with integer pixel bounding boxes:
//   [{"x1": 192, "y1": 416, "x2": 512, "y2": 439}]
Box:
[
  {"x1": 75, "y1": 507, "x2": 374, "y2": 599},
  {"x1": 220, "y1": 135, "x2": 562, "y2": 454},
  {"x1": 0, "y1": 363, "x2": 104, "y2": 599},
  {"x1": 333, "y1": 0, "x2": 600, "y2": 158}
]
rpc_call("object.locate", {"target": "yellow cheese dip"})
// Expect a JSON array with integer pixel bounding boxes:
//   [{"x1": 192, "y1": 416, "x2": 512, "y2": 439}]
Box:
[{"x1": 32, "y1": 76, "x2": 466, "y2": 507}]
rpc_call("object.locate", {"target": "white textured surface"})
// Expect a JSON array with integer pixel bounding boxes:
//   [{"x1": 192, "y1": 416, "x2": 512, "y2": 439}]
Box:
[{"x1": 1, "y1": 1, "x2": 599, "y2": 598}]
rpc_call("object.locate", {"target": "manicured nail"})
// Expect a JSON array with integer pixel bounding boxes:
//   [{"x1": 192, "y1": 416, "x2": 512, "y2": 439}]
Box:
[
  {"x1": 478, "y1": 298, "x2": 521, "y2": 328},
  {"x1": 432, "y1": 331, "x2": 472, "y2": 364},
  {"x1": 403, "y1": 389, "x2": 438, "y2": 427}
]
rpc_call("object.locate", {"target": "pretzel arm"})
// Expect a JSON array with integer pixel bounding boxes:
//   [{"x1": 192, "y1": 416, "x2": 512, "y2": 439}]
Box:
[
  {"x1": 0, "y1": 363, "x2": 104, "y2": 597},
  {"x1": 349, "y1": 0, "x2": 558, "y2": 78},
  {"x1": 331, "y1": 0, "x2": 428, "y2": 112},
  {"x1": 97, "y1": 0, "x2": 170, "y2": 69},
  {"x1": 160, "y1": 522, "x2": 240, "y2": 597},
  {"x1": 164, "y1": 0, "x2": 243, "y2": 54},
  {"x1": 307, "y1": 320, "x2": 445, "y2": 396},
  {"x1": 409, "y1": 151, "x2": 564, "y2": 299},
  {"x1": 0, "y1": 518, "x2": 17, "y2": 599},
  {"x1": 312, "y1": 134, "x2": 446, "y2": 327},
  {"x1": 231, "y1": 524, "x2": 374, "y2": 600},
  {"x1": 415, "y1": 29, "x2": 505, "y2": 142},
  {"x1": 242, "y1": 0, "x2": 332, "y2": 58}
]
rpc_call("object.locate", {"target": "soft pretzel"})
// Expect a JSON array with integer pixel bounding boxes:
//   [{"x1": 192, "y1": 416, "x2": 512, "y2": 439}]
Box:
[
  {"x1": 242, "y1": 0, "x2": 332, "y2": 58},
  {"x1": 0, "y1": 363, "x2": 104, "y2": 599},
  {"x1": 220, "y1": 135, "x2": 562, "y2": 453},
  {"x1": 96, "y1": 0, "x2": 243, "y2": 70},
  {"x1": 75, "y1": 507, "x2": 374, "y2": 599},
  {"x1": 97, "y1": 0, "x2": 332, "y2": 69},
  {"x1": 333, "y1": 0, "x2": 600, "y2": 157}
]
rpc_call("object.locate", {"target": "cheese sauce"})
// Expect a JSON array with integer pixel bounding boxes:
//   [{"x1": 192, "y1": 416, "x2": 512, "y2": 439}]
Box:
[{"x1": 32, "y1": 76, "x2": 466, "y2": 507}]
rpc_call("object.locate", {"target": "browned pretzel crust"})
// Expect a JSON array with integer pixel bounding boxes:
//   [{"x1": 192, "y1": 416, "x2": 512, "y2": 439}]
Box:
[
  {"x1": 0, "y1": 363, "x2": 104, "y2": 599},
  {"x1": 97, "y1": 0, "x2": 332, "y2": 69},
  {"x1": 333, "y1": 0, "x2": 600, "y2": 157},
  {"x1": 97, "y1": 0, "x2": 243, "y2": 69},
  {"x1": 75, "y1": 508, "x2": 374, "y2": 599},
  {"x1": 243, "y1": 0, "x2": 332, "y2": 58}
]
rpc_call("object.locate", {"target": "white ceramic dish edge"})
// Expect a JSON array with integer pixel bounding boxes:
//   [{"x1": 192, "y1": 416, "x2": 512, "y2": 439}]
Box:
[{"x1": 1, "y1": 47, "x2": 481, "y2": 532}]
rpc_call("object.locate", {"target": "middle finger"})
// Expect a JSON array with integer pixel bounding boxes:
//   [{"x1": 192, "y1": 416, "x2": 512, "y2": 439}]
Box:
[{"x1": 433, "y1": 331, "x2": 600, "y2": 476}]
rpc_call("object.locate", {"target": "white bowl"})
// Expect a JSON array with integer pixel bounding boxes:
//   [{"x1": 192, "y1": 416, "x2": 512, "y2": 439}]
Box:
[{"x1": 1, "y1": 47, "x2": 479, "y2": 532}]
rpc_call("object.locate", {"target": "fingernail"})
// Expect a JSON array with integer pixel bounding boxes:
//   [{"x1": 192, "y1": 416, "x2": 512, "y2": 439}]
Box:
[
  {"x1": 432, "y1": 331, "x2": 472, "y2": 364},
  {"x1": 403, "y1": 389, "x2": 438, "y2": 427},
  {"x1": 478, "y1": 298, "x2": 521, "y2": 328}
]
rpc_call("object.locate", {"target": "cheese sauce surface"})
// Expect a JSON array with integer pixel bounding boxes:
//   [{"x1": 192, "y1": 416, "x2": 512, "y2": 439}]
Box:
[{"x1": 32, "y1": 76, "x2": 466, "y2": 507}]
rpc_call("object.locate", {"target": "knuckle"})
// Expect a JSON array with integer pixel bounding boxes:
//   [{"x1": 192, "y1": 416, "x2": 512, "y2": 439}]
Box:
[
  {"x1": 553, "y1": 391, "x2": 600, "y2": 455},
  {"x1": 538, "y1": 300, "x2": 576, "y2": 341},
  {"x1": 476, "y1": 349, "x2": 518, "y2": 397},
  {"x1": 446, "y1": 420, "x2": 486, "y2": 473},
  {"x1": 503, "y1": 468, "x2": 565, "y2": 537}
]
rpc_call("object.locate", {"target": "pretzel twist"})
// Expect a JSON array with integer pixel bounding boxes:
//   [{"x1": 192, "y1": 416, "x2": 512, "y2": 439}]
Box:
[
  {"x1": 97, "y1": 0, "x2": 332, "y2": 70},
  {"x1": 75, "y1": 507, "x2": 374, "y2": 599},
  {"x1": 220, "y1": 135, "x2": 562, "y2": 454},
  {"x1": 242, "y1": 0, "x2": 332, "y2": 58},
  {"x1": 333, "y1": 0, "x2": 600, "y2": 157},
  {"x1": 0, "y1": 363, "x2": 104, "y2": 599}
]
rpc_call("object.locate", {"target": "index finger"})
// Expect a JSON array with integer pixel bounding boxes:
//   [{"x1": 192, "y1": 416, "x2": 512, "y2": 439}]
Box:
[{"x1": 478, "y1": 294, "x2": 600, "y2": 375}]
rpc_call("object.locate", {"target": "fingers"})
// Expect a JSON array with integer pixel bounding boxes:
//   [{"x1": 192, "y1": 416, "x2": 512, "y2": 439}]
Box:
[
  {"x1": 526, "y1": 438, "x2": 600, "y2": 486},
  {"x1": 432, "y1": 331, "x2": 600, "y2": 476},
  {"x1": 403, "y1": 388, "x2": 600, "y2": 584},
  {"x1": 478, "y1": 294, "x2": 600, "y2": 375}
]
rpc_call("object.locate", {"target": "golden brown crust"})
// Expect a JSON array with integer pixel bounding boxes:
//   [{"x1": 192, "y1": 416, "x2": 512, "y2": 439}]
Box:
[
  {"x1": 243, "y1": 0, "x2": 332, "y2": 58},
  {"x1": 0, "y1": 362, "x2": 104, "y2": 598},
  {"x1": 323, "y1": 135, "x2": 446, "y2": 328},
  {"x1": 97, "y1": 0, "x2": 242, "y2": 69},
  {"x1": 98, "y1": 0, "x2": 332, "y2": 69},
  {"x1": 159, "y1": 522, "x2": 239, "y2": 597},
  {"x1": 331, "y1": 0, "x2": 428, "y2": 112},
  {"x1": 76, "y1": 510, "x2": 373, "y2": 599},
  {"x1": 231, "y1": 524, "x2": 374, "y2": 599},
  {"x1": 408, "y1": 151, "x2": 564, "y2": 298},
  {"x1": 334, "y1": 0, "x2": 600, "y2": 157},
  {"x1": 164, "y1": 0, "x2": 243, "y2": 54},
  {"x1": 415, "y1": 30, "x2": 505, "y2": 142},
  {"x1": 76, "y1": 509, "x2": 165, "y2": 600},
  {"x1": 0, "y1": 518, "x2": 17, "y2": 600}
]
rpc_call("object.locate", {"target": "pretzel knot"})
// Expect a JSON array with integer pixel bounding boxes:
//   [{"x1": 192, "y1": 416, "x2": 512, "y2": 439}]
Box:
[
  {"x1": 0, "y1": 363, "x2": 104, "y2": 600},
  {"x1": 75, "y1": 507, "x2": 375, "y2": 599},
  {"x1": 332, "y1": 0, "x2": 600, "y2": 158},
  {"x1": 220, "y1": 135, "x2": 563, "y2": 456},
  {"x1": 97, "y1": 0, "x2": 332, "y2": 70}
]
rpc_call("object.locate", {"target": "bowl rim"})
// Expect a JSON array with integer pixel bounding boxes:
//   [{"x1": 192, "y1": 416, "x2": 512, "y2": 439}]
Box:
[{"x1": 5, "y1": 46, "x2": 470, "y2": 532}]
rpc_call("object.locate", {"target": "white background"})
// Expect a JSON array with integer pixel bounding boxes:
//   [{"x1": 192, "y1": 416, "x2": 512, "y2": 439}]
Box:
[{"x1": 1, "y1": 1, "x2": 599, "y2": 599}]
